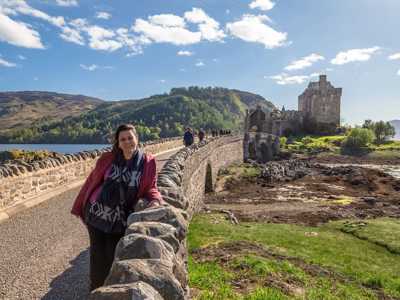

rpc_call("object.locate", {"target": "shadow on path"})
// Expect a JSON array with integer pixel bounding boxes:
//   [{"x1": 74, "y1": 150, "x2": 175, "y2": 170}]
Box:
[{"x1": 42, "y1": 249, "x2": 89, "y2": 300}]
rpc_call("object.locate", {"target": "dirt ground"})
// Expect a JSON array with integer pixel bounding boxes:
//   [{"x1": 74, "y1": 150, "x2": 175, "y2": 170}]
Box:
[{"x1": 204, "y1": 164, "x2": 400, "y2": 226}]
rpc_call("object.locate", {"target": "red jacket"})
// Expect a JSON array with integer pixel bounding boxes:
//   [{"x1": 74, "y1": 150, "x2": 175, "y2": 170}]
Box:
[{"x1": 71, "y1": 151, "x2": 163, "y2": 220}]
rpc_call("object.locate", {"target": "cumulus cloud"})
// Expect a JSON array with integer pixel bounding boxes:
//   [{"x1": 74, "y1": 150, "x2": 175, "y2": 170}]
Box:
[
  {"x1": 86, "y1": 25, "x2": 122, "y2": 51},
  {"x1": 331, "y1": 47, "x2": 380, "y2": 65},
  {"x1": 0, "y1": 13, "x2": 44, "y2": 48},
  {"x1": 269, "y1": 72, "x2": 319, "y2": 85},
  {"x1": 226, "y1": 14, "x2": 287, "y2": 49},
  {"x1": 0, "y1": 57, "x2": 16, "y2": 67},
  {"x1": 96, "y1": 11, "x2": 111, "y2": 20},
  {"x1": 284, "y1": 53, "x2": 325, "y2": 71},
  {"x1": 177, "y1": 50, "x2": 193, "y2": 56},
  {"x1": 1, "y1": 0, "x2": 65, "y2": 27},
  {"x1": 149, "y1": 14, "x2": 185, "y2": 27},
  {"x1": 388, "y1": 53, "x2": 400, "y2": 60},
  {"x1": 56, "y1": 0, "x2": 78, "y2": 7},
  {"x1": 132, "y1": 16, "x2": 201, "y2": 45},
  {"x1": 60, "y1": 26, "x2": 85, "y2": 45},
  {"x1": 184, "y1": 8, "x2": 225, "y2": 42},
  {"x1": 249, "y1": 0, "x2": 275, "y2": 11}
]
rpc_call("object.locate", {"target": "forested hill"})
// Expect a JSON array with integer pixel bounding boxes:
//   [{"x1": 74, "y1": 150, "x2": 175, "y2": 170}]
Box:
[
  {"x1": 0, "y1": 87, "x2": 275, "y2": 144},
  {"x1": 0, "y1": 91, "x2": 103, "y2": 134}
]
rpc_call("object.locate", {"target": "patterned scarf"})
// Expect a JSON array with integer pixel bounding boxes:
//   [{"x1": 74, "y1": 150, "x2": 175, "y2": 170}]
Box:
[{"x1": 86, "y1": 149, "x2": 144, "y2": 234}]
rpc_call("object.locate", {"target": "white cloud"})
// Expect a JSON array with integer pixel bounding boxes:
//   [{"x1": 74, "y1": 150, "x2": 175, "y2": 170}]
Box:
[
  {"x1": 0, "y1": 13, "x2": 44, "y2": 48},
  {"x1": 86, "y1": 25, "x2": 122, "y2": 51},
  {"x1": 269, "y1": 72, "x2": 318, "y2": 85},
  {"x1": 149, "y1": 14, "x2": 185, "y2": 27},
  {"x1": 249, "y1": 0, "x2": 275, "y2": 11},
  {"x1": 96, "y1": 12, "x2": 111, "y2": 20},
  {"x1": 226, "y1": 14, "x2": 287, "y2": 49},
  {"x1": 80, "y1": 64, "x2": 98, "y2": 71},
  {"x1": 195, "y1": 61, "x2": 205, "y2": 67},
  {"x1": 397, "y1": 69, "x2": 400, "y2": 76},
  {"x1": 184, "y1": 8, "x2": 225, "y2": 42},
  {"x1": 1, "y1": 1, "x2": 66, "y2": 27},
  {"x1": 132, "y1": 17, "x2": 201, "y2": 45},
  {"x1": 18, "y1": 54, "x2": 26, "y2": 60},
  {"x1": 177, "y1": 50, "x2": 193, "y2": 56},
  {"x1": 80, "y1": 64, "x2": 113, "y2": 71},
  {"x1": 331, "y1": 47, "x2": 380, "y2": 65},
  {"x1": 0, "y1": 57, "x2": 16, "y2": 67},
  {"x1": 388, "y1": 53, "x2": 400, "y2": 60},
  {"x1": 60, "y1": 26, "x2": 85, "y2": 45},
  {"x1": 56, "y1": 0, "x2": 78, "y2": 7},
  {"x1": 159, "y1": 79, "x2": 166, "y2": 83},
  {"x1": 226, "y1": 9, "x2": 231, "y2": 15},
  {"x1": 284, "y1": 53, "x2": 324, "y2": 71}
]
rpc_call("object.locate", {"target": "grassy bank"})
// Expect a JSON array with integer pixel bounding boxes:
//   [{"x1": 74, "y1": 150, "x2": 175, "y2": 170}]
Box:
[{"x1": 188, "y1": 214, "x2": 400, "y2": 299}]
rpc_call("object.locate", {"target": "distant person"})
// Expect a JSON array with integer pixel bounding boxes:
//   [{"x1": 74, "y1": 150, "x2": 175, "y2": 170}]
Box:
[
  {"x1": 198, "y1": 128, "x2": 205, "y2": 142},
  {"x1": 183, "y1": 127, "x2": 194, "y2": 146},
  {"x1": 71, "y1": 124, "x2": 162, "y2": 291}
]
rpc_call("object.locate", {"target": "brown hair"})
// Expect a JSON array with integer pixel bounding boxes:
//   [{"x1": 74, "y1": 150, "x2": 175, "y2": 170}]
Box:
[{"x1": 112, "y1": 124, "x2": 138, "y2": 154}]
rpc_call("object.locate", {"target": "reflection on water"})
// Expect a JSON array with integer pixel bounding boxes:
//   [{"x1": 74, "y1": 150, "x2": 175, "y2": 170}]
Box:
[{"x1": 0, "y1": 144, "x2": 110, "y2": 154}]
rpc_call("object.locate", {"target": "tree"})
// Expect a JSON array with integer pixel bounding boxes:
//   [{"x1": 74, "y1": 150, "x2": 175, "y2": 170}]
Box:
[
  {"x1": 341, "y1": 127, "x2": 375, "y2": 152},
  {"x1": 362, "y1": 120, "x2": 396, "y2": 144}
]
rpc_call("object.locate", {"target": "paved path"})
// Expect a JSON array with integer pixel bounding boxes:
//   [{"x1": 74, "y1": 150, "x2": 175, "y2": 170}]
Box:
[{"x1": 0, "y1": 148, "x2": 180, "y2": 300}]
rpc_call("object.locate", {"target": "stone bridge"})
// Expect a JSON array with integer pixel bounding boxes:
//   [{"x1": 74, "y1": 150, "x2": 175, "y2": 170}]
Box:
[{"x1": 0, "y1": 135, "x2": 243, "y2": 299}]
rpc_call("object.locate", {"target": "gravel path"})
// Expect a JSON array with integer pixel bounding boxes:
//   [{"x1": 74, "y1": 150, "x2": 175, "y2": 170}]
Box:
[{"x1": 0, "y1": 149, "x2": 179, "y2": 300}]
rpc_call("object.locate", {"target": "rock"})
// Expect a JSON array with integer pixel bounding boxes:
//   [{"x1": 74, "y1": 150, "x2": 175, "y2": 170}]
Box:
[
  {"x1": 106, "y1": 259, "x2": 185, "y2": 300},
  {"x1": 115, "y1": 234, "x2": 175, "y2": 263},
  {"x1": 127, "y1": 206, "x2": 188, "y2": 240},
  {"x1": 126, "y1": 222, "x2": 180, "y2": 251},
  {"x1": 362, "y1": 197, "x2": 377, "y2": 206},
  {"x1": 89, "y1": 282, "x2": 163, "y2": 300}
]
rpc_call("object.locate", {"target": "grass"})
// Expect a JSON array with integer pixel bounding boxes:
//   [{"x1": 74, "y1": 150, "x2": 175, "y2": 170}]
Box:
[
  {"x1": 188, "y1": 214, "x2": 400, "y2": 299},
  {"x1": 331, "y1": 218, "x2": 400, "y2": 255},
  {"x1": 284, "y1": 135, "x2": 400, "y2": 159}
]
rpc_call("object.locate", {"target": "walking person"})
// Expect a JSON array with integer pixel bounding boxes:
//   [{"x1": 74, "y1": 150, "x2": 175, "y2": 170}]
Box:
[
  {"x1": 198, "y1": 128, "x2": 205, "y2": 142},
  {"x1": 71, "y1": 124, "x2": 163, "y2": 291},
  {"x1": 183, "y1": 127, "x2": 194, "y2": 147}
]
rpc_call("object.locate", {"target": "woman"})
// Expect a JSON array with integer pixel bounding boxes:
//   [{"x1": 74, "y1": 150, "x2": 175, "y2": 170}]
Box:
[{"x1": 71, "y1": 124, "x2": 162, "y2": 291}]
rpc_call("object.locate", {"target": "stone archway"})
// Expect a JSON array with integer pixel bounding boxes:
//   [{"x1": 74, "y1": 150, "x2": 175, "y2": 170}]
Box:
[{"x1": 204, "y1": 163, "x2": 213, "y2": 193}]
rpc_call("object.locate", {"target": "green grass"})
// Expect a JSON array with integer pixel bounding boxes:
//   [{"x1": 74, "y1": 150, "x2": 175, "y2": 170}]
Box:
[
  {"x1": 331, "y1": 218, "x2": 400, "y2": 255},
  {"x1": 188, "y1": 214, "x2": 400, "y2": 299}
]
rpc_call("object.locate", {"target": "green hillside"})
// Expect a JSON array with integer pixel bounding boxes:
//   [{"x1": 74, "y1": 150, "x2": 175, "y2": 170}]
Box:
[{"x1": 0, "y1": 87, "x2": 275, "y2": 143}]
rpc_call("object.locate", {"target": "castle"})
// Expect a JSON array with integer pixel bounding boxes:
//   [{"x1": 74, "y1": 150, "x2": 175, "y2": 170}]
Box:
[{"x1": 244, "y1": 75, "x2": 342, "y2": 136}]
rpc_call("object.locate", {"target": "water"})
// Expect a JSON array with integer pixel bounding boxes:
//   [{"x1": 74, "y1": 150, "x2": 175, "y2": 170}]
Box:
[
  {"x1": 0, "y1": 144, "x2": 110, "y2": 154},
  {"x1": 324, "y1": 163, "x2": 400, "y2": 179}
]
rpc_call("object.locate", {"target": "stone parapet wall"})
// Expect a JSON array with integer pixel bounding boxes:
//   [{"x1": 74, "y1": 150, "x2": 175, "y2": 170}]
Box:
[
  {"x1": 0, "y1": 137, "x2": 183, "y2": 211},
  {"x1": 91, "y1": 135, "x2": 243, "y2": 300}
]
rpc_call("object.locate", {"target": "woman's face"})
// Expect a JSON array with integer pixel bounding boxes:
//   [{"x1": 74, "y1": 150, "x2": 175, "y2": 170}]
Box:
[{"x1": 118, "y1": 129, "x2": 138, "y2": 154}]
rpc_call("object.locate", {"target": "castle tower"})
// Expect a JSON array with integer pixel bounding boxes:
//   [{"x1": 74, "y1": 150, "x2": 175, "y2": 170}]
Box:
[{"x1": 298, "y1": 75, "x2": 342, "y2": 127}]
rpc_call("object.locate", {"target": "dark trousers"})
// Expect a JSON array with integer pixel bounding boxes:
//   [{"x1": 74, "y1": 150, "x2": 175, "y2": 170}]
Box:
[{"x1": 87, "y1": 224, "x2": 124, "y2": 291}]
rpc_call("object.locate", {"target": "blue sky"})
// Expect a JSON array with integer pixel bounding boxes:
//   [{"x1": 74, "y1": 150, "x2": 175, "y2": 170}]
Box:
[{"x1": 0, "y1": 0, "x2": 399, "y2": 125}]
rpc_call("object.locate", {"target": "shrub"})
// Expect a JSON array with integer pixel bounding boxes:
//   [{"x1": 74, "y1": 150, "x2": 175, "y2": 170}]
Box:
[{"x1": 341, "y1": 128, "x2": 375, "y2": 153}]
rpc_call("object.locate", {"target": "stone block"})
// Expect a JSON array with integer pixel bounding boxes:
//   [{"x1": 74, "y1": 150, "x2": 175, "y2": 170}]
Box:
[{"x1": 89, "y1": 282, "x2": 163, "y2": 300}]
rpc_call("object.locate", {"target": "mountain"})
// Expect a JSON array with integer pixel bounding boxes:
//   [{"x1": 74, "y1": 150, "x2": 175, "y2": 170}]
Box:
[
  {"x1": 0, "y1": 91, "x2": 103, "y2": 134},
  {"x1": 0, "y1": 87, "x2": 275, "y2": 143},
  {"x1": 389, "y1": 120, "x2": 400, "y2": 140}
]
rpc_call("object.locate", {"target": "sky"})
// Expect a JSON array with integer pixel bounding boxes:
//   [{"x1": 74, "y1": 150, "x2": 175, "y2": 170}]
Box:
[{"x1": 0, "y1": 0, "x2": 399, "y2": 125}]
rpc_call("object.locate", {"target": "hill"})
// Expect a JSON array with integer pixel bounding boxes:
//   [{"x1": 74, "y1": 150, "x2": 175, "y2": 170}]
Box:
[
  {"x1": 0, "y1": 87, "x2": 275, "y2": 143},
  {"x1": 0, "y1": 91, "x2": 103, "y2": 134},
  {"x1": 389, "y1": 120, "x2": 400, "y2": 140}
]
